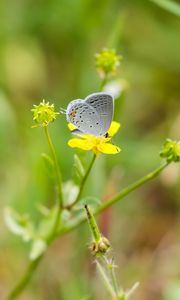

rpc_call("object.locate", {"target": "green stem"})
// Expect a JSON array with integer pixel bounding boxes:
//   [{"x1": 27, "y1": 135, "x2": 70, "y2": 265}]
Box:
[
  {"x1": 7, "y1": 162, "x2": 169, "y2": 299},
  {"x1": 102, "y1": 256, "x2": 119, "y2": 298},
  {"x1": 60, "y1": 162, "x2": 169, "y2": 234},
  {"x1": 47, "y1": 205, "x2": 62, "y2": 243},
  {"x1": 7, "y1": 206, "x2": 61, "y2": 300},
  {"x1": 6, "y1": 258, "x2": 42, "y2": 300},
  {"x1": 96, "y1": 260, "x2": 116, "y2": 299},
  {"x1": 44, "y1": 126, "x2": 63, "y2": 209},
  {"x1": 85, "y1": 204, "x2": 101, "y2": 242},
  {"x1": 110, "y1": 265, "x2": 120, "y2": 297},
  {"x1": 67, "y1": 153, "x2": 96, "y2": 209},
  {"x1": 97, "y1": 162, "x2": 169, "y2": 213}
]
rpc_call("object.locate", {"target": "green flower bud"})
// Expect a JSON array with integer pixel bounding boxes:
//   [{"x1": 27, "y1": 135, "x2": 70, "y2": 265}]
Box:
[
  {"x1": 160, "y1": 139, "x2": 180, "y2": 163},
  {"x1": 95, "y1": 48, "x2": 121, "y2": 79},
  {"x1": 31, "y1": 100, "x2": 59, "y2": 127},
  {"x1": 85, "y1": 205, "x2": 111, "y2": 256}
]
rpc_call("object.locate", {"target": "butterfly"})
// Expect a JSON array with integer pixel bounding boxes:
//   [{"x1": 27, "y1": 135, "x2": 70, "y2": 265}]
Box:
[{"x1": 62, "y1": 92, "x2": 114, "y2": 137}]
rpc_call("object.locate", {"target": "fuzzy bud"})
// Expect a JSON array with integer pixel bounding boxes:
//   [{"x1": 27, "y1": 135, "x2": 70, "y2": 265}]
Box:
[
  {"x1": 95, "y1": 48, "x2": 121, "y2": 79},
  {"x1": 85, "y1": 205, "x2": 111, "y2": 256},
  {"x1": 31, "y1": 100, "x2": 59, "y2": 127},
  {"x1": 160, "y1": 139, "x2": 180, "y2": 163}
]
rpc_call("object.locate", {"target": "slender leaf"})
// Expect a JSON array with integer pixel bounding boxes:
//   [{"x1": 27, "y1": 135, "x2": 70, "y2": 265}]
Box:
[
  {"x1": 150, "y1": 0, "x2": 180, "y2": 17},
  {"x1": 74, "y1": 154, "x2": 85, "y2": 179}
]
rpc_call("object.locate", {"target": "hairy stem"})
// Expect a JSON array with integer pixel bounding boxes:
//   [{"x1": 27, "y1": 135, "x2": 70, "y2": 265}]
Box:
[
  {"x1": 102, "y1": 256, "x2": 120, "y2": 298},
  {"x1": 110, "y1": 264, "x2": 120, "y2": 297},
  {"x1": 96, "y1": 260, "x2": 116, "y2": 299},
  {"x1": 44, "y1": 126, "x2": 63, "y2": 209}
]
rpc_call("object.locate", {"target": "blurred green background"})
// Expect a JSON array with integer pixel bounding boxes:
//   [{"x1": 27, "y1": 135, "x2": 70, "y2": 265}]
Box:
[{"x1": 0, "y1": 0, "x2": 180, "y2": 299}]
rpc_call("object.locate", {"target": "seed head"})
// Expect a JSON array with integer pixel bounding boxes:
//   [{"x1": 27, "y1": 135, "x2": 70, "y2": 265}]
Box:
[
  {"x1": 95, "y1": 48, "x2": 121, "y2": 79},
  {"x1": 31, "y1": 100, "x2": 59, "y2": 127},
  {"x1": 160, "y1": 139, "x2": 180, "y2": 163},
  {"x1": 89, "y1": 236, "x2": 111, "y2": 256}
]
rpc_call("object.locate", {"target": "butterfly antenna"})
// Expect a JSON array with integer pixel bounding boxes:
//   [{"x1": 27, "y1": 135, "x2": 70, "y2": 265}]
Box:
[{"x1": 59, "y1": 107, "x2": 66, "y2": 114}]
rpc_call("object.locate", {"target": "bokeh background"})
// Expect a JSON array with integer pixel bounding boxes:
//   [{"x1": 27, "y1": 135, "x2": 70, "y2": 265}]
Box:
[{"x1": 0, "y1": 0, "x2": 180, "y2": 299}]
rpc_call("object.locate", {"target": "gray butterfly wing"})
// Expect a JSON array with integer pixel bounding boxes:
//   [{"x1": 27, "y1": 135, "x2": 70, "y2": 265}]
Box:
[
  {"x1": 66, "y1": 99, "x2": 102, "y2": 136},
  {"x1": 66, "y1": 99, "x2": 81, "y2": 123},
  {"x1": 85, "y1": 92, "x2": 114, "y2": 136}
]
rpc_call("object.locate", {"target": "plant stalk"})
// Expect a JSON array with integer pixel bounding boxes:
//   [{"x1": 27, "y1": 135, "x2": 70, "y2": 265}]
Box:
[
  {"x1": 7, "y1": 162, "x2": 169, "y2": 299},
  {"x1": 61, "y1": 162, "x2": 169, "y2": 234},
  {"x1": 6, "y1": 258, "x2": 41, "y2": 300},
  {"x1": 97, "y1": 162, "x2": 169, "y2": 213},
  {"x1": 96, "y1": 260, "x2": 116, "y2": 299},
  {"x1": 102, "y1": 256, "x2": 120, "y2": 299},
  {"x1": 44, "y1": 126, "x2": 63, "y2": 209},
  {"x1": 110, "y1": 264, "x2": 120, "y2": 297},
  {"x1": 66, "y1": 153, "x2": 96, "y2": 209}
]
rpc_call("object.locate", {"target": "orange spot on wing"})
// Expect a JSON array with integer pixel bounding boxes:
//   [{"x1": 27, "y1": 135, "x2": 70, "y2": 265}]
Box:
[{"x1": 70, "y1": 111, "x2": 76, "y2": 117}]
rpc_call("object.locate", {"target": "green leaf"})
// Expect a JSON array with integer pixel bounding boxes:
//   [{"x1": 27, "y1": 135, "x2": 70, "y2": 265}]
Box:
[
  {"x1": 62, "y1": 181, "x2": 79, "y2": 206},
  {"x1": 37, "y1": 204, "x2": 51, "y2": 217},
  {"x1": 29, "y1": 239, "x2": 47, "y2": 260},
  {"x1": 4, "y1": 207, "x2": 34, "y2": 242},
  {"x1": 74, "y1": 154, "x2": 85, "y2": 179},
  {"x1": 150, "y1": 0, "x2": 180, "y2": 17}
]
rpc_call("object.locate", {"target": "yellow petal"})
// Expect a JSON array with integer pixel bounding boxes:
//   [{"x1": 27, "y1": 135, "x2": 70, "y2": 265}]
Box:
[
  {"x1": 108, "y1": 121, "x2": 120, "y2": 137},
  {"x1": 68, "y1": 138, "x2": 94, "y2": 151},
  {"x1": 97, "y1": 143, "x2": 121, "y2": 154},
  {"x1": 68, "y1": 123, "x2": 90, "y2": 139},
  {"x1": 68, "y1": 123, "x2": 77, "y2": 131}
]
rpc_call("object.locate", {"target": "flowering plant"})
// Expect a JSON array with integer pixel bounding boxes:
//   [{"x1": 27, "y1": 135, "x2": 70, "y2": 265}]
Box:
[{"x1": 5, "y1": 48, "x2": 180, "y2": 300}]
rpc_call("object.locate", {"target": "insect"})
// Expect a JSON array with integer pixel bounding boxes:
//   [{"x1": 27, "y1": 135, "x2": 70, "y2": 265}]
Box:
[{"x1": 61, "y1": 92, "x2": 114, "y2": 137}]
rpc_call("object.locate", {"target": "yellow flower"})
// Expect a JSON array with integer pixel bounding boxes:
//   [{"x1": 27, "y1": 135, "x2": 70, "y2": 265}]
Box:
[{"x1": 68, "y1": 121, "x2": 121, "y2": 155}]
